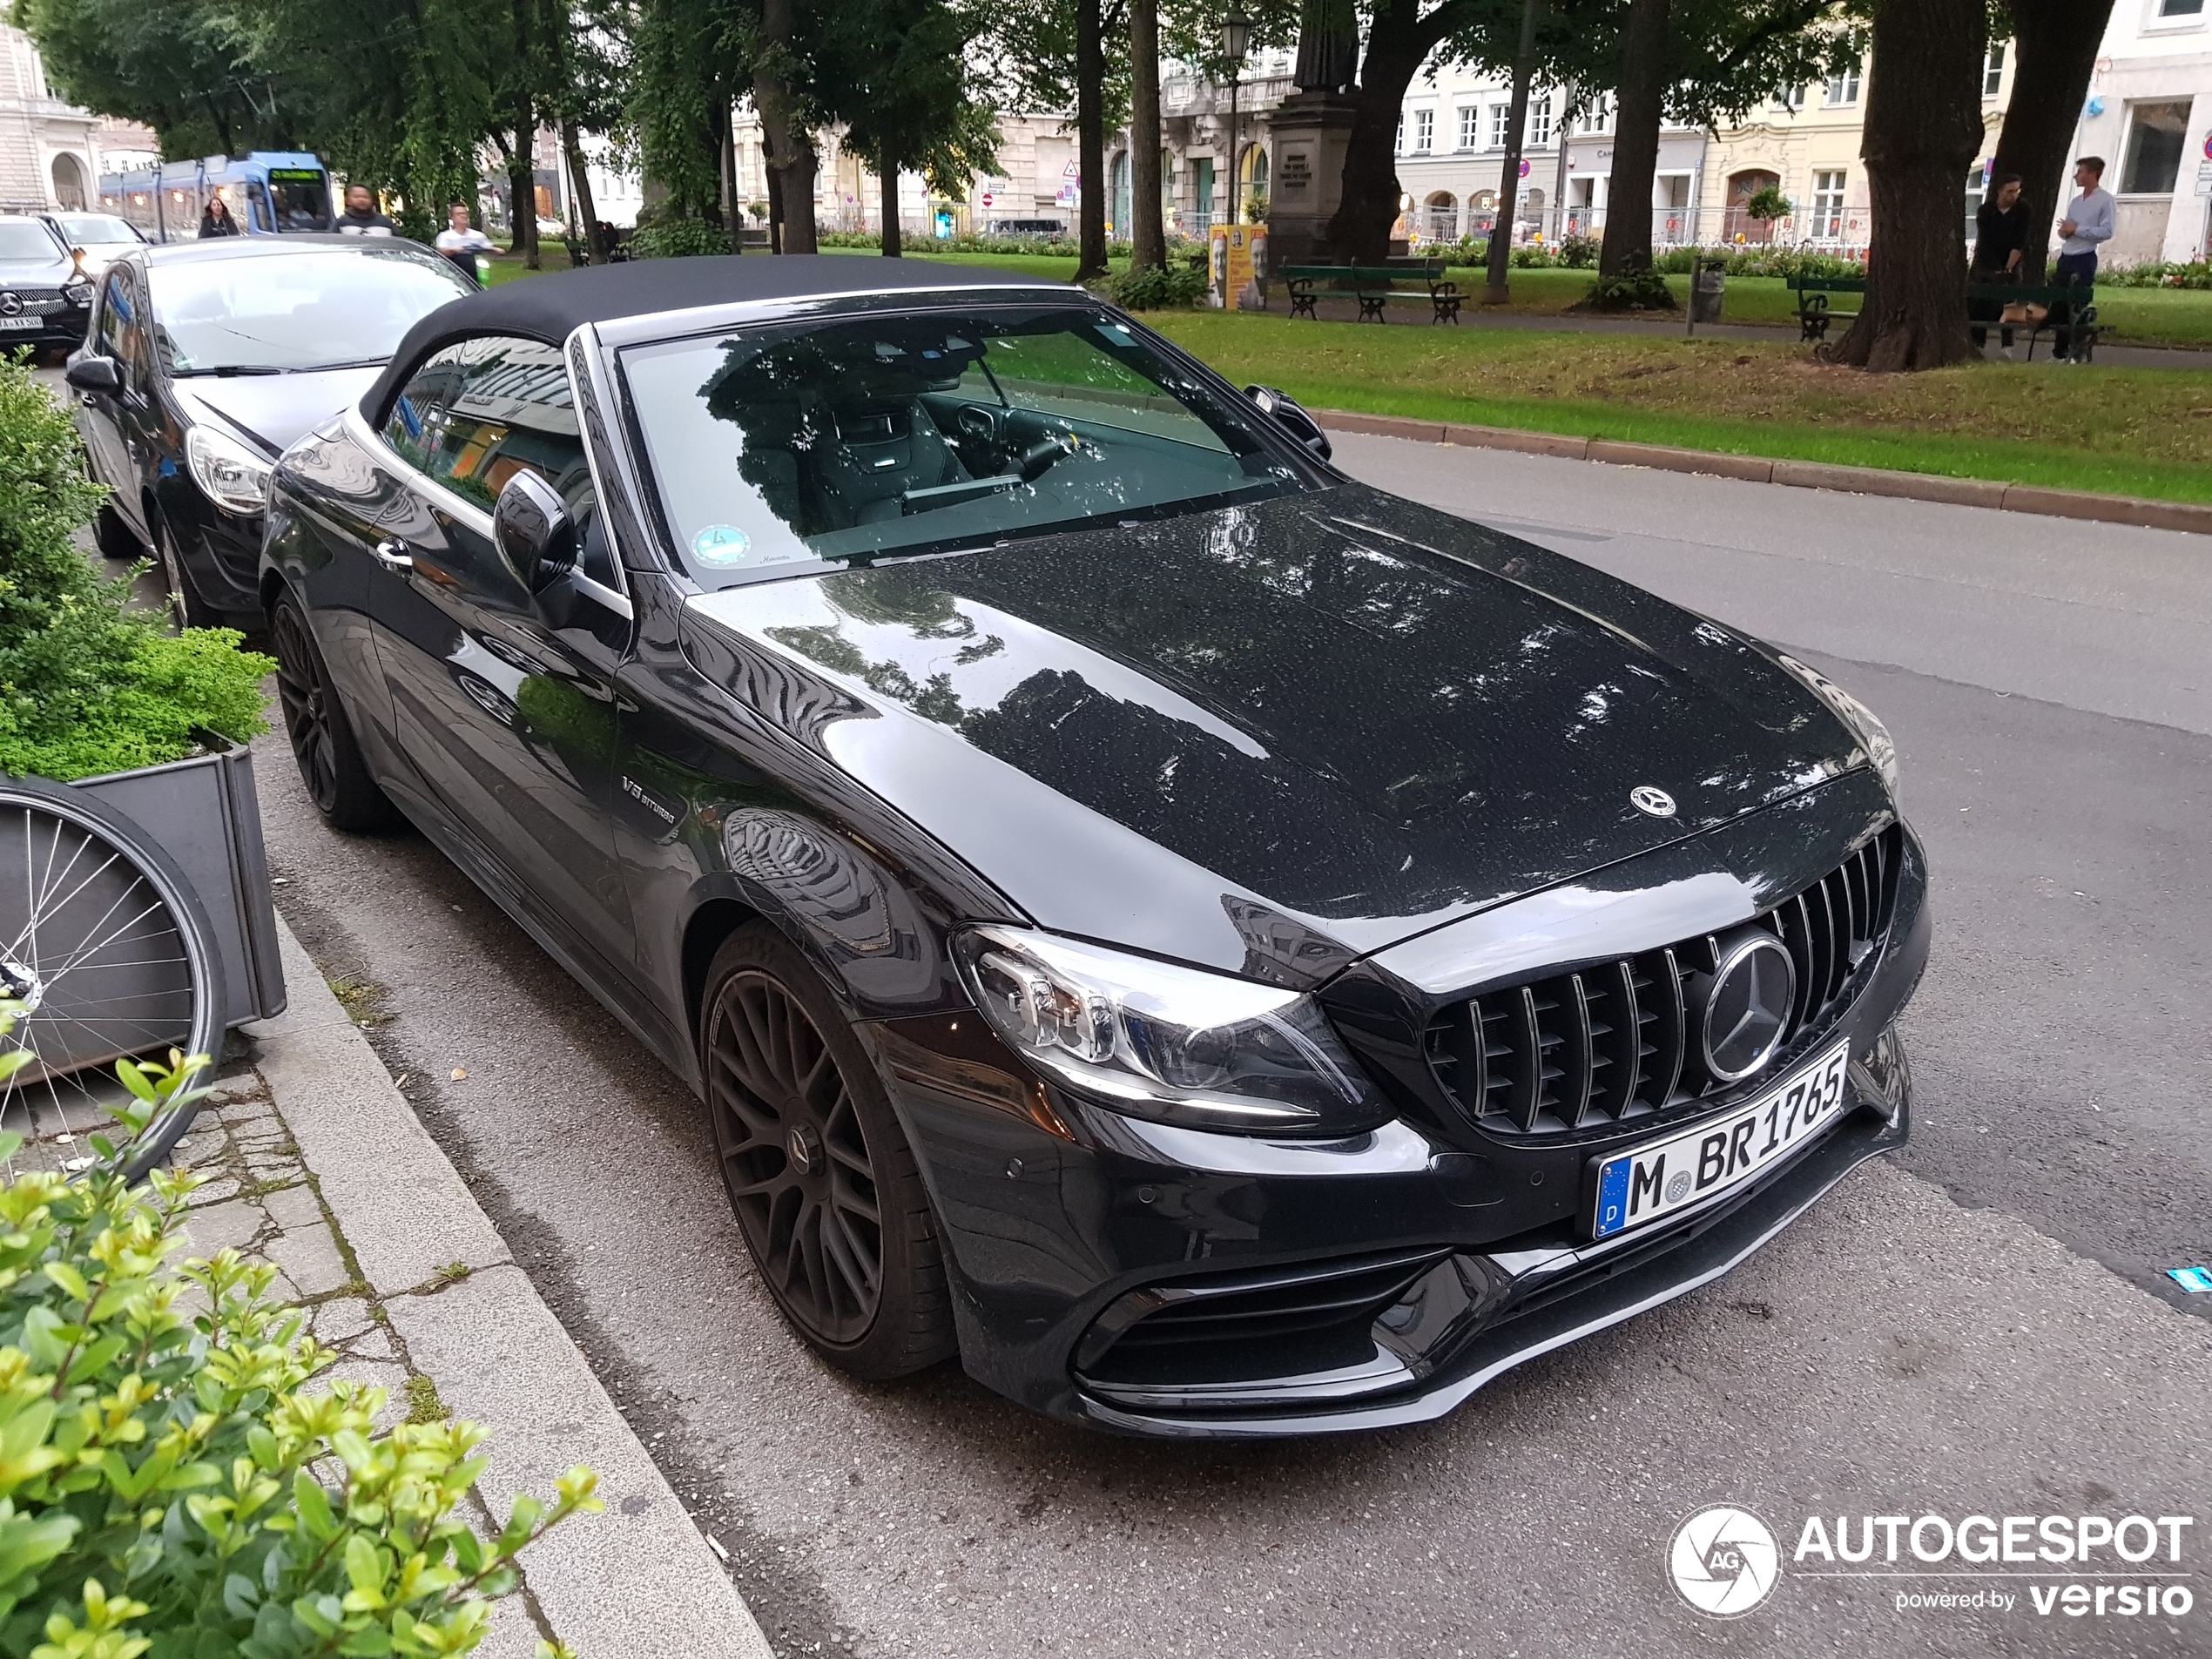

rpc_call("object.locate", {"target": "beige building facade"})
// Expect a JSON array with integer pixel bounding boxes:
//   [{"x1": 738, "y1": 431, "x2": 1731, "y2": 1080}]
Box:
[
  {"x1": 0, "y1": 23, "x2": 157, "y2": 212},
  {"x1": 2071, "y1": 0, "x2": 2211, "y2": 266}
]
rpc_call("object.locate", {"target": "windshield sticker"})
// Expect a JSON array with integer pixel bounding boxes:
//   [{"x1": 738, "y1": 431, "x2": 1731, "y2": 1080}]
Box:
[{"x1": 692, "y1": 524, "x2": 752, "y2": 566}]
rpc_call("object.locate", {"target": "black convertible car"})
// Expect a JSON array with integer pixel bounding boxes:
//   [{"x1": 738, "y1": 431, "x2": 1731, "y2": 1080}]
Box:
[{"x1": 262, "y1": 258, "x2": 1927, "y2": 1437}]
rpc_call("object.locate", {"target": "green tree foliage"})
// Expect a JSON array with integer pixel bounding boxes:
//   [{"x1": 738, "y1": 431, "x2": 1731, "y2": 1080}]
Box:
[
  {"x1": 0, "y1": 1022, "x2": 600, "y2": 1656},
  {"x1": 10, "y1": 0, "x2": 294, "y2": 159},
  {"x1": 0, "y1": 356, "x2": 269, "y2": 781}
]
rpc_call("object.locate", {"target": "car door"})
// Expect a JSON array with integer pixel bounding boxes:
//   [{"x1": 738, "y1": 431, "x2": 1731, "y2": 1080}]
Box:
[
  {"x1": 74, "y1": 266, "x2": 147, "y2": 529},
  {"x1": 365, "y1": 334, "x2": 638, "y2": 983}
]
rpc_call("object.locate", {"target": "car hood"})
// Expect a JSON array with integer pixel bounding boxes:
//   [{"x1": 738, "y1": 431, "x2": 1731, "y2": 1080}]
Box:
[
  {"x1": 0, "y1": 256, "x2": 73, "y2": 287},
  {"x1": 172, "y1": 366, "x2": 384, "y2": 458},
  {"x1": 679, "y1": 485, "x2": 1875, "y2": 983}
]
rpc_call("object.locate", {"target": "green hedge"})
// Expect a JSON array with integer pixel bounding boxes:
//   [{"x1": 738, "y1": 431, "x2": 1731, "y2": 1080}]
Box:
[{"x1": 0, "y1": 355, "x2": 270, "y2": 781}]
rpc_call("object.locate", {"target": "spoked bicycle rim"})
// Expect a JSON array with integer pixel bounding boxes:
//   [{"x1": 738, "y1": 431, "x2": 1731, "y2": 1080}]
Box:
[{"x1": 0, "y1": 776, "x2": 226, "y2": 1180}]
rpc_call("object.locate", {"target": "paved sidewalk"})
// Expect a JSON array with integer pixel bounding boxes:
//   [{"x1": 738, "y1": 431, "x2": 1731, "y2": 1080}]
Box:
[{"x1": 180, "y1": 919, "x2": 772, "y2": 1659}]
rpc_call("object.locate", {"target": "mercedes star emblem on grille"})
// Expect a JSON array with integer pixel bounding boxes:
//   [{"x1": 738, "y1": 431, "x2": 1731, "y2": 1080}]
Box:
[
  {"x1": 0, "y1": 293, "x2": 21, "y2": 316},
  {"x1": 1629, "y1": 785, "x2": 1676, "y2": 817},
  {"x1": 1700, "y1": 931, "x2": 1797, "y2": 1082}
]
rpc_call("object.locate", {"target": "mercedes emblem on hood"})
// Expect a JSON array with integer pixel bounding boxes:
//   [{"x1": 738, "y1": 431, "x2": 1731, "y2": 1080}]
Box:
[{"x1": 1629, "y1": 785, "x2": 1676, "y2": 818}]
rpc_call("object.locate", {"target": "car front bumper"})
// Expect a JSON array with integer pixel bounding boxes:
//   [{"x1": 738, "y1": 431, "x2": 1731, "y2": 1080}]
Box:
[{"x1": 874, "y1": 863, "x2": 1926, "y2": 1438}]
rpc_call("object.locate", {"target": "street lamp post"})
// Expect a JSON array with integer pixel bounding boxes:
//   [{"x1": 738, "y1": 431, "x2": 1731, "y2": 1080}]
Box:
[{"x1": 1221, "y1": 11, "x2": 1251, "y2": 228}]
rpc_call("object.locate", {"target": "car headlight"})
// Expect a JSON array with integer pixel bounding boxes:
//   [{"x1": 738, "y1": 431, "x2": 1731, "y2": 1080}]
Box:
[
  {"x1": 954, "y1": 926, "x2": 1389, "y2": 1136},
  {"x1": 62, "y1": 277, "x2": 93, "y2": 307},
  {"x1": 1777, "y1": 652, "x2": 1900, "y2": 804},
  {"x1": 185, "y1": 425, "x2": 273, "y2": 515}
]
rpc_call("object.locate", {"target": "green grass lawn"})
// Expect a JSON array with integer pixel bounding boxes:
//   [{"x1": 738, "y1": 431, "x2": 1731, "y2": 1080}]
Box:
[{"x1": 1143, "y1": 310, "x2": 2212, "y2": 506}]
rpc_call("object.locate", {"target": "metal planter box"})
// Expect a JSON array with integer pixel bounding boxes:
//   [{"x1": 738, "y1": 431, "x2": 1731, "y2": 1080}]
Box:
[{"x1": 75, "y1": 738, "x2": 287, "y2": 1029}]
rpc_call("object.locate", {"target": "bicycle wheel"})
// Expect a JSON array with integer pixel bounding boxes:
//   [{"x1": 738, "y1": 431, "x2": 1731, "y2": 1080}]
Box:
[{"x1": 0, "y1": 775, "x2": 227, "y2": 1180}]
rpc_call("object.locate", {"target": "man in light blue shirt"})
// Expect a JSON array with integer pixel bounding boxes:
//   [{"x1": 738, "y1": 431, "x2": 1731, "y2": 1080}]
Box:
[{"x1": 2053, "y1": 157, "x2": 2112, "y2": 361}]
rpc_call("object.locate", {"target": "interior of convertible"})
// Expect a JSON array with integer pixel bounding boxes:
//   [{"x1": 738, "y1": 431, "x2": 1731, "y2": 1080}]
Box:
[{"x1": 621, "y1": 308, "x2": 1300, "y2": 581}]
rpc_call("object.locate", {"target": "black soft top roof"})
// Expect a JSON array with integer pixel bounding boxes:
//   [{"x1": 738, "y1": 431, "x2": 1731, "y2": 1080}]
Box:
[{"x1": 365, "y1": 254, "x2": 1072, "y2": 415}]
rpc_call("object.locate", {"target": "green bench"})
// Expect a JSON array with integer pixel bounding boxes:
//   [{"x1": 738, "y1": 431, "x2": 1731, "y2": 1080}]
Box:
[
  {"x1": 1787, "y1": 273, "x2": 2101, "y2": 361},
  {"x1": 1279, "y1": 260, "x2": 1464, "y2": 324}
]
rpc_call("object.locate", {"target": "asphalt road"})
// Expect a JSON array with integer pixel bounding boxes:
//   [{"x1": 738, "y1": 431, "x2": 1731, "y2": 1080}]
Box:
[{"x1": 251, "y1": 438, "x2": 2212, "y2": 1659}]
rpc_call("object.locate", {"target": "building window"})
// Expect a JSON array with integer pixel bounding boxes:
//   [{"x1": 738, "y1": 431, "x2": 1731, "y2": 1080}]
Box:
[
  {"x1": 1458, "y1": 105, "x2": 1480, "y2": 151},
  {"x1": 1811, "y1": 169, "x2": 1846, "y2": 239},
  {"x1": 1489, "y1": 104, "x2": 1511, "y2": 148},
  {"x1": 1575, "y1": 92, "x2": 1614, "y2": 135},
  {"x1": 1983, "y1": 43, "x2": 2006, "y2": 96},
  {"x1": 1394, "y1": 118, "x2": 1405, "y2": 154},
  {"x1": 1824, "y1": 67, "x2": 1860, "y2": 106},
  {"x1": 1529, "y1": 94, "x2": 1554, "y2": 147},
  {"x1": 2155, "y1": 0, "x2": 2203, "y2": 17},
  {"x1": 2121, "y1": 101, "x2": 2190, "y2": 193},
  {"x1": 1775, "y1": 84, "x2": 1804, "y2": 112},
  {"x1": 1412, "y1": 109, "x2": 1433, "y2": 153}
]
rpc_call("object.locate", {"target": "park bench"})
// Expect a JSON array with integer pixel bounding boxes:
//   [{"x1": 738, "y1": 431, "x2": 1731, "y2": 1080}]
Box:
[
  {"x1": 1787, "y1": 274, "x2": 1865, "y2": 342},
  {"x1": 1789, "y1": 273, "x2": 2101, "y2": 361},
  {"x1": 1279, "y1": 260, "x2": 1464, "y2": 324},
  {"x1": 1965, "y1": 280, "x2": 2101, "y2": 362}
]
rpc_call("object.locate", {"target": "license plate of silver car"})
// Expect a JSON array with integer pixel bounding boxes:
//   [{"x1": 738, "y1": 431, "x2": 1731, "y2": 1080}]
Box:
[{"x1": 1588, "y1": 1040, "x2": 1851, "y2": 1241}]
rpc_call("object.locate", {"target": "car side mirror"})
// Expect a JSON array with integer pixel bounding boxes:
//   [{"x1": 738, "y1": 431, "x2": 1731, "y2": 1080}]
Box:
[
  {"x1": 493, "y1": 470, "x2": 577, "y2": 597},
  {"x1": 1245, "y1": 384, "x2": 1332, "y2": 462},
  {"x1": 65, "y1": 354, "x2": 120, "y2": 395}
]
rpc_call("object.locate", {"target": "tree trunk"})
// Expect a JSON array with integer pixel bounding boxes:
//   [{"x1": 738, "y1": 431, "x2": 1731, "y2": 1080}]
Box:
[
  {"x1": 1824, "y1": 0, "x2": 1985, "y2": 370},
  {"x1": 1324, "y1": 0, "x2": 1430, "y2": 263},
  {"x1": 1597, "y1": 0, "x2": 1669, "y2": 278},
  {"x1": 754, "y1": 0, "x2": 818, "y2": 253},
  {"x1": 880, "y1": 160, "x2": 903, "y2": 256},
  {"x1": 1129, "y1": 0, "x2": 1166, "y2": 267},
  {"x1": 1075, "y1": 0, "x2": 1109, "y2": 280},
  {"x1": 1483, "y1": 0, "x2": 1541, "y2": 300},
  {"x1": 508, "y1": 116, "x2": 539, "y2": 266},
  {"x1": 562, "y1": 118, "x2": 601, "y2": 263},
  {"x1": 1988, "y1": 0, "x2": 2114, "y2": 282}
]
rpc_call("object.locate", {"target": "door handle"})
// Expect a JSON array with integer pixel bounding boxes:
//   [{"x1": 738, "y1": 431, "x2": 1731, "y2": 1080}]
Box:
[{"x1": 372, "y1": 539, "x2": 415, "y2": 572}]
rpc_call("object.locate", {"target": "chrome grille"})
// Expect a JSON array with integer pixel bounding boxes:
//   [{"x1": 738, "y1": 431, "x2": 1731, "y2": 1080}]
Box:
[{"x1": 1426, "y1": 825, "x2": 1901, "y2": 1137}]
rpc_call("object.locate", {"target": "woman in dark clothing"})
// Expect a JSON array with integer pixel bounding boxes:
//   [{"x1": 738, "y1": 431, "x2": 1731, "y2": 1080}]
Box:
[
  {"x1": 199, "y1": 195, "x2": 242, "y2": 238},
  {"x1": 1970, "y1": 174, "x2": 2027, "y2": 355}
]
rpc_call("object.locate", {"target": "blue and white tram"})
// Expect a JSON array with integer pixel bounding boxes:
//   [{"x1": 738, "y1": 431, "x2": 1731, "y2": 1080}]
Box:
[{"x1": 97, "y1": 152, "x2": 335, "y2": 243}]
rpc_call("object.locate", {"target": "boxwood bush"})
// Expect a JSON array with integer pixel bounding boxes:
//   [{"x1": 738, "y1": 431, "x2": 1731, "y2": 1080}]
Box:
[
  {"x1": 0, "y1": 1013, "x2": 597, "y2": 1657},
  {"x1": 0, "y1": 356, "x2": 273, "y2": 781}
]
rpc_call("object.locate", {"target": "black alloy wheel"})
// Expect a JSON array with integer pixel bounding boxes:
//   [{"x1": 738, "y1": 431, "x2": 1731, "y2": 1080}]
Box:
[
  {"x1": 270, "y1": 592, "x2": 395, "y2": 831},
  {"x1": 700, "y1": 927, "x2": 954, "y2": 1379}
]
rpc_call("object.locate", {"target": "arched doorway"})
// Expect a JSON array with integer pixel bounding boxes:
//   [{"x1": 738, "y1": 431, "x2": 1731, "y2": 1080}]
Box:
[
  {"x1": 1423, "y1": 191, "x2": 1457, "y2": 240},
  {"x1": 1239, "y1": 143, "x2": 1268, "y2": 200},
  {"x1": 1519, "y1": 186, "x2": 1545, "y2": 239},
  {"x1": 51, "y1": 153, "x2": 86, "y2": 210},
  {"x1": 1109, "y1": 151, "x2": 1130, "y2": 238},
  {"x1": 1725, "y1": 168, "x2": 1781, "y2": 244}
]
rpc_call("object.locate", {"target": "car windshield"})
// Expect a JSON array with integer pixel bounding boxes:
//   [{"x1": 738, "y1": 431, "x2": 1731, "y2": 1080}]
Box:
[
  {"x1": 57, "y1": 214, "x2": 137, "y2": 246},
  {"x1": 0, "y1": 223, "x2": 59, "y2": 262},
  {"x1": 149, "y1": 244, "x2": 472, "y2": 374},
  {"x1": 621, "y1": 306, "x2": 1311, "y2": 585}
]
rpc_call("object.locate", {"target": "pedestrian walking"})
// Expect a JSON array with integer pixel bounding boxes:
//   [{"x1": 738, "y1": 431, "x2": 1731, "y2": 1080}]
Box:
[
  {"x1": 2051, "y1": 157, "x2": 2113, "y2": 363},
  {"x1": 335, "y1": 185, "x2": 398, "y2": 238},
  {"x1": 198, "y1": 194, "x2": 242, "y2": 238},
  {"x1": 1969, "y1": 174, "x2": 2027, "y2": 357},
  {"x1": 435, "y1": 204, "x2": 495, "y2": 285}
]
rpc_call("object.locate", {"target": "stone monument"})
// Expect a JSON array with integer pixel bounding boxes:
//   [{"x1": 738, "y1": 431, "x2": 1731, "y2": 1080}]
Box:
[{"x1": 1266, "y1": 0, "x2": 1363, "y2": 266}]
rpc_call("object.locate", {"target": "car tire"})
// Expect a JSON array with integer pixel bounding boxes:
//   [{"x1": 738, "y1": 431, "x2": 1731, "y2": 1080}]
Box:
[
  {"x1": 269, "y1": 589, "x2": 396, "y2": 832},
  {"x1": 699, "y1": 925, "x2": 957, "y2": 1381},
  {"x1": 155, "y1": 519, "x2": 219, "y2": 630},
  {"x1": 91, "y1": 502, "x2": 142, "y2": 564}
]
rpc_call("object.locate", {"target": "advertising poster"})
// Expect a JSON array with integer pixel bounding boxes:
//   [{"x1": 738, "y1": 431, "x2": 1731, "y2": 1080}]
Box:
[{"x1": 1211, "y1": 223, "x2": 1269, "y2": 310}]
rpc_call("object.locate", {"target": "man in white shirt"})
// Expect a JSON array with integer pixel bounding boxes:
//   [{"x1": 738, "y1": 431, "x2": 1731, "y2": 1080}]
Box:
[
  {"x1": 2052, "y1": 156, "x2": 2112, "y2": 362},
  {"x1": 434, "y1": 204, "x2": 495, "y2": 286}
]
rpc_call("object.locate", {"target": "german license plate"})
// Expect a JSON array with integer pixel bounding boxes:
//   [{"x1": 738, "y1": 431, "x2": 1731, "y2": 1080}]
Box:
[
  {"x1": 0, "y1": 316, "x2": 41, "y2": 331},
  {"x1": 1588, "y1": 1040, "x2": 1851, "y2": 1240}
]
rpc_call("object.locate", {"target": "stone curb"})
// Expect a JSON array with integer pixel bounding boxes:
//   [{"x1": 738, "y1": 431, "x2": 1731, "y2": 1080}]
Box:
[
  {"x1": 244, "y1": 919, "x2": 772, "y2": 1659},
  {"x1": 1314, "y1": 409, "x2": 2212, "y2": 536}
]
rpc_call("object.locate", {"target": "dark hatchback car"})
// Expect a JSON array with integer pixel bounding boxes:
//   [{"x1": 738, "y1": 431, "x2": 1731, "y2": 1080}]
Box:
[
  {"x1": 0, "y1": 213, "x2": 94, "y2": 351},
  {"x1": 66, "y1": 235, "x2": 475, "y2": 627},
  {"x1": 262, "y1": 258, "x2": 1927, "y2": 1437}
]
